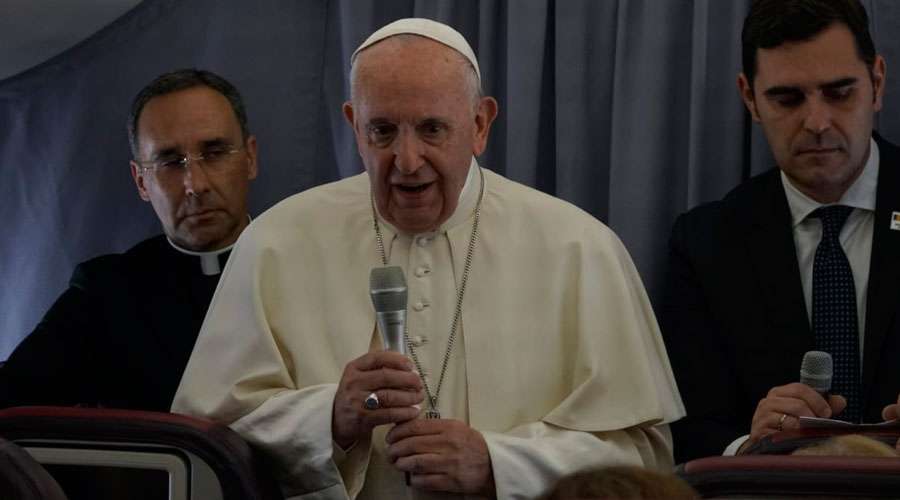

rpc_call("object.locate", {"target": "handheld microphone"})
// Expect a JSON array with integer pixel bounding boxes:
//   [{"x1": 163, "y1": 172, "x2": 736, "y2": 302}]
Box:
[
  {"x1": 369, "y1": 266, "x2": 408, "y2": 354},
  {"x1": 370, "y1": 266, "x2": 413, "y2": 486},
  {"x1": 800, "y1": 350, "x2": 833, "y2": 396}
]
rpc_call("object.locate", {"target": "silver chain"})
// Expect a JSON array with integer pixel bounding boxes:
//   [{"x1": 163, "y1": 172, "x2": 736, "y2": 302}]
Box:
[{"x1": 372, "y1": 166, "x2": 484, "y2": 415}]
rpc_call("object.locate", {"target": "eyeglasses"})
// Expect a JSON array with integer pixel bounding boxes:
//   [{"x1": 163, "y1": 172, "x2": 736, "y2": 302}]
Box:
[{"x1": 135, "y1": 145, "x2": 245, "y2": 179}]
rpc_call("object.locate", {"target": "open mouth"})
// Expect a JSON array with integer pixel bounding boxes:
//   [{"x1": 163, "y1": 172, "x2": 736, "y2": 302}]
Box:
[{"x1": 395, "y1": 182, "x2": 433, "y2": 193}]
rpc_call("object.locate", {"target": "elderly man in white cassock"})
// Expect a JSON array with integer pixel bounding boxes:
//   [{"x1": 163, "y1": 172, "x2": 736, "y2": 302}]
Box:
[{"x1": 172, "y1": 18, "x2": 684, "y2": 499}]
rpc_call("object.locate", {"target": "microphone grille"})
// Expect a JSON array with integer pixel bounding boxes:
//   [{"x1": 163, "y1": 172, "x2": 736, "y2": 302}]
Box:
[
  {"x1": 800, "y1": 350, "x2": 833, "y2": 393},
  {"x1": 369, "y1": 266, "x2": 408, "y2": 312}
]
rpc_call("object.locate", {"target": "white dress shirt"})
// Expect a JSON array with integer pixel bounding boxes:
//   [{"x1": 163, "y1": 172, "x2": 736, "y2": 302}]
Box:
[
  {"x1": 783, "y1": 138, "x2": 878, "y2": 357},
  {"x1": 724, "y1": 138, "x2": 879, "y2": 456}
]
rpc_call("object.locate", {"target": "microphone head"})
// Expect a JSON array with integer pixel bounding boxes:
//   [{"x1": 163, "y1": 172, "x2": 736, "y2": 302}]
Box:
[
  {"x1": 369, "y1": 266, "x2": 408, "y2": 312},
  {"x1": 800, "y1": 350, "x2": 833, "y2": 393}
]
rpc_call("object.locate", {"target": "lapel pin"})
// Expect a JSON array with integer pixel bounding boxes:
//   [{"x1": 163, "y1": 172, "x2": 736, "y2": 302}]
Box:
[{"x1": 891, "y1": 212, "x2": 900, "y2": 231}]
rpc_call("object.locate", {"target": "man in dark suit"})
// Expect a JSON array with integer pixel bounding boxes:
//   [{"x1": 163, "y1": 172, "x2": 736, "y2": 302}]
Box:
[
  {"x1": 0, "y1": 69, "x2": 258, "y2": 411},
  {"x1": 661, "y1": 0, "x2": 900, "y2": 463}
]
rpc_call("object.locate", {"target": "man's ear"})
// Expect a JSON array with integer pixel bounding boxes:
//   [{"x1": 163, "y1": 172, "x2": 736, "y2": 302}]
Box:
[
  {"x1": 244, "y1": 135, "x2": 259, "y2": 180},
  {"x1": 343, "y1": 101, "x2": 356, "y2": 130},
  {"x1": 130, "y1": 161, "x2": 151, "y2": 201},
  {"x1": 872, "y1": 55, "x2": 887, "y2": 112},
  {"x1": 472, "y1": 96, "x2": 499, "y2": 157},
  {"x1": 737, "y1": 73, "x2": 761, "y2": 122}
]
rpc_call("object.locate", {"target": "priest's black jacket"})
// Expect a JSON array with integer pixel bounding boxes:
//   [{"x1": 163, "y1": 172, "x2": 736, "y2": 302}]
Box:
[
  {"x1": 660, "y1": 134, "x2": 900, "y2": 463},
  {"x1": 0, "y1": 235, "x2": 226, "y2": 412}
]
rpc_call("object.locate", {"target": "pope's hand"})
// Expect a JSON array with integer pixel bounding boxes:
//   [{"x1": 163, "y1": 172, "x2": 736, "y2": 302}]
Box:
[
  {"x1": 386, "y1": 418, "x2": 495, "y2": 496},
  {"x1": 332, "y1": 351, "x2": 424, "y2": 450},
  {"x1": 740, "y1": 382, "x2": 846, "y2": 453}
]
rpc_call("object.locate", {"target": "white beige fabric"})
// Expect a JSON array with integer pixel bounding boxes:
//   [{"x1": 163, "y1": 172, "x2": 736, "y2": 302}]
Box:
[
  {"x1": 350, "y1": 18, "x2": 481, "y2": 83},
  {"x1": 172, "y1": 162, "x2": 685, "y2": 499}
]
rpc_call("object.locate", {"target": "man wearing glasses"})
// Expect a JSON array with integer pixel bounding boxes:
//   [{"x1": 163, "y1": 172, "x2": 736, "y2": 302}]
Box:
[{"x1": 0, "y1": 69, "x2": 258, "y2": 412}]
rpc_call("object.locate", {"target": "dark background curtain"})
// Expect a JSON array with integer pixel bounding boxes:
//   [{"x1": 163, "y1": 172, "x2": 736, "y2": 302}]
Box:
[{"x1": 2, "y1": 0, "x2": 899, "y2": 358}]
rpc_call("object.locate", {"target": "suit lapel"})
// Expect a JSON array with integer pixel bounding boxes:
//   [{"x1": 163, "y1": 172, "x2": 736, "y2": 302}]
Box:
[
  {"x1": 861, "y1": 137, "x2": 900, "y2": 398},
  {"x1": 743, "y1": 170, "x2": 812, "y2": 356}
]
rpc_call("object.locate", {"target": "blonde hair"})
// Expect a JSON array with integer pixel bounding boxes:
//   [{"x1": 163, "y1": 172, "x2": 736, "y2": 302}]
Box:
[
  {"x1": 543, "y1": 466, "x2": 698, "y2": 500},
  {"x1": 791, "y1": 434, "x2": 900, "y2": 458}
]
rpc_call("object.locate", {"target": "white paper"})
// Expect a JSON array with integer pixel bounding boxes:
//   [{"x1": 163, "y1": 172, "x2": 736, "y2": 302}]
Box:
[{"x1": 798, "y1": 417, "x2": 900, "y2": 429}]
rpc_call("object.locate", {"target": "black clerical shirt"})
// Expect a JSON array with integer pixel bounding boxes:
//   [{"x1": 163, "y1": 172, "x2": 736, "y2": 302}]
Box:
[{"x1": 0, "y1": 235, "x2": 228, "y2": 412}]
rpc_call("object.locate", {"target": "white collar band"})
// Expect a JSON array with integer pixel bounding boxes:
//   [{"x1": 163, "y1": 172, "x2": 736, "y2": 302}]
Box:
[{"x1": 166, "y1": 237, "x2": 235, "y2": 276}]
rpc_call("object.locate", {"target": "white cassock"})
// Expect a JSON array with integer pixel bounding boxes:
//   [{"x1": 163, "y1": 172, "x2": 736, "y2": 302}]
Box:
[{"x1": 172, "y1": 159, "x2": 685, "y2": 500}]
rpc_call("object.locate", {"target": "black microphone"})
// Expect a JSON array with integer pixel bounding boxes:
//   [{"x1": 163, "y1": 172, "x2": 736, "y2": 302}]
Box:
[
  {"x1": 800, "y1": 350, "x2": 833, "y2": 397},
  {"x1": 369, "y1": 266, "x2": 408, "y2": 354}
]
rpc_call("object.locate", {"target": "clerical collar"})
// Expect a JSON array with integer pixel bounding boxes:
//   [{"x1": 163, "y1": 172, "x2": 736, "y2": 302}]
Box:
[
  {"x1": 375, "y1": 157, "x2": 483, "y2": 237},
  {"x1": 781, "y1": 137, "x2": 879, "y2": 227},
  {"x1": 166, "y1": 238, "x2": 235, "y2": 276}
]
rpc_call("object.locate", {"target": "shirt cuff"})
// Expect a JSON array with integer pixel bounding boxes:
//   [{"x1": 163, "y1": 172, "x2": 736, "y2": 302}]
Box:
[{"x1": 723, "y1": 434, "x2": 749, "y2": 456}]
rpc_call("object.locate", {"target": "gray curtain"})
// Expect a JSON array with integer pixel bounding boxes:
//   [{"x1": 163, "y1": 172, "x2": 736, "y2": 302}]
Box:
[{"x1": 2, "y1": 0, "x2": 899, "y2": 359}]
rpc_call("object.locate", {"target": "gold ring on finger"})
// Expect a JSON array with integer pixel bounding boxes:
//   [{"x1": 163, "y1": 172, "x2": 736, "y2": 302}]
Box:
[{"x1": 777, "y1": 413, "x2": 788, "y2": 432}]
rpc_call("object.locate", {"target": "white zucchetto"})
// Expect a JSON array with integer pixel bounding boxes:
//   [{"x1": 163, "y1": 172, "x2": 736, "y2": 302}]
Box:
[{"x1": 350, "y1": 17, "x2": 481, "y2": 83}]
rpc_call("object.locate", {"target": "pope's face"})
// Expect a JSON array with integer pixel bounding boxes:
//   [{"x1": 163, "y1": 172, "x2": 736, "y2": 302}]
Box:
[
  {"x1": 130, "y1": 86, "x2": 257, "y2": 251},
  {"x1": 344, "y1": 37, "x2": 497, "y2": 233},
  {"x1": 738, "y1": 23, "x2": 885, "y2": 203}
]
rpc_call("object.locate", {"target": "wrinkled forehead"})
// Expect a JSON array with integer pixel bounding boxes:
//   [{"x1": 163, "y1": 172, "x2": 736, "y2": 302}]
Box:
[{"x1": 350, "y1": 40, "x2": 475, "y2": 121}]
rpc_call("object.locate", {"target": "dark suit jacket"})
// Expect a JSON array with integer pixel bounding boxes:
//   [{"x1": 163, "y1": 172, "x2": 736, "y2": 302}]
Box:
[
  {"x1": 0, "y1": 235, "x2": 226, "y2": 412},
  {"x1": 661, "y1": 134, "x2": 900, "y2": 463}
]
